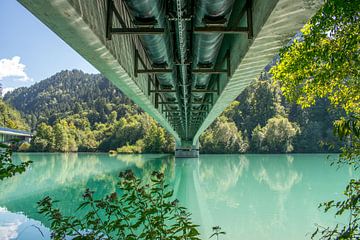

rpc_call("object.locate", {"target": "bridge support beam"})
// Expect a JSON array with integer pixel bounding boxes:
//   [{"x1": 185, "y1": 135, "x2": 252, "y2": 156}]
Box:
[{"x1": 175, "y1": 141, "x2": 199, "y2": 158}]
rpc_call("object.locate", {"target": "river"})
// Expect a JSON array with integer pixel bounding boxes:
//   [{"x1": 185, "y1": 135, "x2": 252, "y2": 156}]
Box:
[{"x1": 0, "y1": 153, "x2": 352, "y2": 239}]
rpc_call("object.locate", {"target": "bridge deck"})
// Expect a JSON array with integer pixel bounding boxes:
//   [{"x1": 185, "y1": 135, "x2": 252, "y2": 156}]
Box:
[{"x1": 18, "y1": 0, "x2": 322, "y2": 151}]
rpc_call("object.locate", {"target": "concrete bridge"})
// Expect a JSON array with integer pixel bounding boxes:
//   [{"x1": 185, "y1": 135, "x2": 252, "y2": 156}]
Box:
[
  {"x1": 0, "y1": 127, "x2": 32, "y2": 143},
  {"x1": 19, "y1": 0, "x2": 322, "y2": 157}
]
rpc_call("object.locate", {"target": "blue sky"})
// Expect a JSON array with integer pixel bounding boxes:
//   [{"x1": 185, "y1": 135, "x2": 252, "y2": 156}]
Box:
[{"x1": 0, "y1": 0, "x2": 99, "y2": 94}]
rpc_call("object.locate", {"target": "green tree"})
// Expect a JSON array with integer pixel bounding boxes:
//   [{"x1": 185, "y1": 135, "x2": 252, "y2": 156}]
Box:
[
  {"x1": 3, "y1": 70, "x2": 138, "y2": 129},
  {"x1": 108, "y1": 110, "x2": 117, "y2": 124},
  {"x1": 32, "y1": 123, "x2": 55, "y2": 151},
  {"x1": 201, "y1": 116, "x2": 249, "y2": 154},
  {"x1": 270, "y1": 0, "x2": 359, "y2": 116},
  {"x1": 18, "y1": 142, "x2": 31, "y2": 152},
  {"x1": 251, "y1": 125, "x2": 265, "y2": 152},
  {"x1": 143, "y1": 120, "x2": 167, "y2": 153},
  {"x1": 37, "y1": 170, "x2": 201, "y2": 240},
  {"x1": 53, "y1": 120, "x2": 70, "y2": 152},
  {"x1": 251, "y1": 116, "x2": 299, "y2": 153},
  {"x1": 234, "y1": 80, "x2": 284, "y2": 137},
  {"x1": 0, "y1": 99, "x2": 29, "y2": 130},
  {"x1": 99, "y1": 114, "x2": 147, "y2": 151}
]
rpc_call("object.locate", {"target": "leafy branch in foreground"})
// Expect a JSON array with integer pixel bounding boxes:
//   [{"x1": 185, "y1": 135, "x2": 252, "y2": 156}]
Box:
[
  {"x1": 210, "y1": 226, "x2": 226, "y2": 240},
  {"x1": 333, "y1": 117, "x2": 360, "y2": 168},
  {"x1": 0, "y1": 142, "x2": 32, "y2": 181},
  {"x1": 311, "y1": 118, "x2": 360, "y2": 239},
  {"x1": 270, "y1": 0, "x2": 360, "y2": 115},
  {"x1": 38, "y1": 170, "x2": 201, "y2": 240},
  {"x1": 312, "y1": 179, "x2": 360, "y2": 240},
  {"x1": 271, "y1": 0, "x2": 359, "y2": 239}
]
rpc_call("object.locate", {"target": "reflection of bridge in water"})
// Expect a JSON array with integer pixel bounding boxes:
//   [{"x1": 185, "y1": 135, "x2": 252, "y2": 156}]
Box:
[
  {"x1": 19, "y1": 0, "x2": 321, "y2": 156},
  {"x1": 0, "y1": 154, "x2": 346, "y2": 239}
]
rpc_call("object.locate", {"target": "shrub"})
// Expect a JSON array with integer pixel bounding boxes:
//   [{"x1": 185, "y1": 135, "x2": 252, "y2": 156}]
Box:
[
  {"x1": 18, "y1": 142, "x2": 31, "y2": 152},
  {"x1": 0, "y1": 143, "x2": 31, "y2": 180},
  {"x1": 38, "y1": 170, "x2": 201, "y2": 239}
]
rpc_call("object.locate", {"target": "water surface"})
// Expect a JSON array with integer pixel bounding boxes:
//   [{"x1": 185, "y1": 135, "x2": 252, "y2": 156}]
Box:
[{"x1": 0, "y1": 153, "x2": 352, "y2": 239}]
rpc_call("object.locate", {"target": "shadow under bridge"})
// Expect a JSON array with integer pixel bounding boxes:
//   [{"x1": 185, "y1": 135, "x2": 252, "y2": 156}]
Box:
[{"x1": 18, "y1": 0, "x2": 322, "y2": 157}]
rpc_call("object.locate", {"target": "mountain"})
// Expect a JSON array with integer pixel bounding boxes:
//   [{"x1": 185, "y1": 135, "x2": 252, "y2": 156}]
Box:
[
  {"x1": 4, "y1": 69, "x2": 341, "y2": 153},
  {"x1": 4, "y1": 70, "x2": 139, "y2": 128}
]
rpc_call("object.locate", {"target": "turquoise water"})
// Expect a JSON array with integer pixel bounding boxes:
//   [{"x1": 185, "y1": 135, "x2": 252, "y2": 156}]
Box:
[{"x1": 0, "y1": 153, "x2": 353, "y2": 239}]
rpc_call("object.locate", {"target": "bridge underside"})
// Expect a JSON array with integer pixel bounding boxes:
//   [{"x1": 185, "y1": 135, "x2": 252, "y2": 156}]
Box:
[{"x1": 19, "y1": 0, "x2": 321, "y2": 156}]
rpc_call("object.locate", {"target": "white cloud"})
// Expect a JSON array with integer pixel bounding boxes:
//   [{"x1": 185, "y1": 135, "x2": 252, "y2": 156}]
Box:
[
  {"x1": 0, "y1": 221, "x2": 21, "y2": 240},
  {"x1": 2, "y1": 87, "x2": 14, "y2": 96},
  {"x1": 0, "y1": 207, "x2": 22, "y2": 240},
  {"x1": 0, "y1": 56, "x2": 31, "y2": 82}
]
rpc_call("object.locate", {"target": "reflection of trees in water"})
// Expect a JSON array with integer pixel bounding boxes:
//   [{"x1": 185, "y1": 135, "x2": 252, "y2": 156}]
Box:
[
  {"x1": 115, "y1": 154, "x2": 147, "y2": 168},
  {"x1": 254, "y1": 155, "x2": 301, "y2": 192},
  {"x1": 133, "y1": 155, "x2": 176, "y2": 185},
  {"x1": 253, "y1": 155, "x2": 302, "y2": 228},
  {"x1": 0, "y1": 154, "x2": 176, "y2": 228},
  {"x1": 198, "y1": 155, "x2": 249, "y2": 208},
  {"x1": 0, "y1": 154, "x2": 118, "y2": 202},
  {"x1": 2, "y1": 176, "x2": 119, "y2": 227},
  {"x1": 0, "y1": 154, "x2": 126, "y2": 226},
  {"x1": 115, "y1": 154, "x2": 175, "y2": 182}
]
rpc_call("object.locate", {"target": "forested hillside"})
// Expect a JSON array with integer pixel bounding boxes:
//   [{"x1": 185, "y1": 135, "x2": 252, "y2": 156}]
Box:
[
  {"x1": 4, "y1": 70, "x2": 138, "y2": 128},
  {"x1": 0, "y1": 98, "x2": 29, "y2": 130},
  {"x1": 200, "y1": 78, "x2": 342, "y2": 153},
  {"x1": 4, "y1": 69, "x2": 341, "y2": 153},
  {"x1": 3, "y1": 70, "x2": 171, "y2": 153}
]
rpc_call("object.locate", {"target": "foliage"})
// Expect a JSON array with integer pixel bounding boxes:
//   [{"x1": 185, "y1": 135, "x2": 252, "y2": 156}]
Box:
[
  {"x1": 251, "y1": 115, "x2": 300, "y2": 153},
  {"x1": 333, "y1": 117, "x2": 360, "y2": 167},
  {"x1": 4, "y1": 70, "x2": 138, "y2": 128},
  {"x1": 270, "y1": 0, "x2": 360, "y2": 239},
  {"x1": 99, "y1": 113, "x2": 150, "y2": 152},
  {"x1": 142, "y1": 119, "x2": 170, "y2": 153},
  {"x1": 213, "y1": 80, "x2": 339, "y2": 153},
  {"x1": 117, "y1": 140, "x2": 144, "y2": 154},
  {"x1": 99, "y1": 113, "x2": 174, "y2": 153},
  {"x1": 38, "y1": 170, "x2": 201, "y2": 240},
  {"x1": 209, "y1": 226, "x2": 226, "y2": 240},
  {"x1": 31, "y1": 123, "x2": 55, "y2": 151},
  {"x1": 270, "y1": 0, "x2": 360, "y2": 115},
  {"x1": 0, "y1": 99, "x2": 29, "y2": 130},
  {"x1": 233, "y1": 81, "x2": 284, "y2": 135},
  {"x1": 200, "y1": 115, "x2": 249, "y2": 154},
  {"x1": 29, "y1": 110, "x2": 174, "y2": 153},
  {"x1": 0, "y1": 143, "x2": 31, "y2": 180},
  {"x1": 18, "y1": 142, "x2": 31, "y2": 152},
  {"x1": 312, "y1": 179, "x2": 360, "y2": 240},
  {"x1": 288, "y1": 99, "x2": 342, "y2": 153}
]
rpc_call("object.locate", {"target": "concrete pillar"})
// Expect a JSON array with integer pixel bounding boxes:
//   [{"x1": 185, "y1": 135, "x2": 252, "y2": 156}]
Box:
[{"x1": 175, "y1": 140, "x2": 199, "y2": 158}]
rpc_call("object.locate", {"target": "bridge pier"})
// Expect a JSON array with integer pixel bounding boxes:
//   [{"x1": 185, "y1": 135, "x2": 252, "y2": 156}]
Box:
[{"x1": 175, "y1": 141, "x2": 199, "y2": 158}]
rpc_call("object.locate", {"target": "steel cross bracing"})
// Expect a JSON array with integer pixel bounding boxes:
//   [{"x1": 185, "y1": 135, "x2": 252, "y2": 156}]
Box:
[
  {"x1": 105, "y1": 0, "x2": 253, "y2": 141},
  {"x1": 17, "y1": 0, "x2": 323, "y2": 154}
]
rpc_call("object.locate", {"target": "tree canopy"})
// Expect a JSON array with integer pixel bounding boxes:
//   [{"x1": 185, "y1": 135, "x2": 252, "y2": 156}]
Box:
[
  {"x1": 0, "y1": 99, "x2": 29, "y2": 130},
  {"x1": 271, "y1": 0, "x2": 359, "y2": 115}
]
